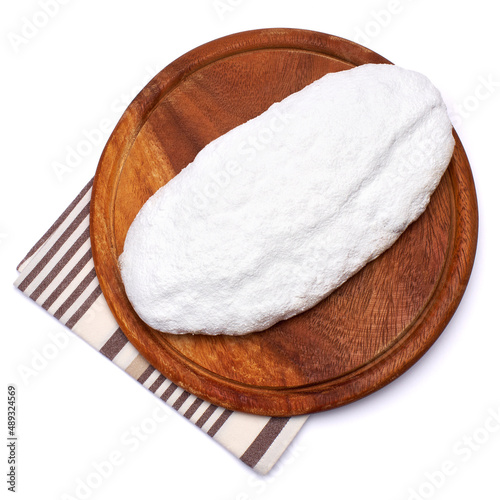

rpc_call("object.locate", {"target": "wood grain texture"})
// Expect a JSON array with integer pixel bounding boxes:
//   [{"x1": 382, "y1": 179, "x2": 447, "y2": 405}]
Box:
[{"x1": 90, "y1": 28, "x2": 478, "y2": 416}]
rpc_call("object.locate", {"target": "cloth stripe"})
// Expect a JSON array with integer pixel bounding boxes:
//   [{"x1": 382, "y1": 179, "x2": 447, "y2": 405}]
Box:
[
  {"x1": 251, "y1": 415, "x2": 308, "y2": 474},
  {"x1": 66, "y1": 284, "x2": 101, "y2": 329},
  {"x1": 160, "y1": 383, "x2": 178, "y2": 402},
  {"x1": 54, "y1": 268, "x2": 96, "y2": 320},
  {"x1": 149, "y1": 374, "x2": 167, "y2": 394},
  {"x1": 15, "y1": 179, "x2": 308, "y2": 474},
  {"x1": 196, "y1": 404, "x2": 218, "y2": 428},
  {"x1": 172, "y1": 390, "x2": 190, "y2": 411},
  {"x1": 183, "y1": 397, "x2": 204, "y2": 420},
  {"x1": 137, "y1": 365, "x2": 156, "y2": 385},
  {"x1": 207, "y1": 409, "x2": 233, "y2": 437},
  {"x1": 17, "y1": 203, "x2": 90, "y2": 292},
  {"x1": 125, "y1": 355, "x2": 150, "y2": 379},
  {"x1": 44, "y1": 245, "x2": 94, "y2": 314},
  {"x1": 112, "y1": 341, "x2": 139, "y2": 370},
  {"x1": 239, "y1": 417, "x2": 290, "y2": 468},
  {"x1": 100, "y1": 328, "x2": 129, "y2": 360},
  {"x1": 41, "y1": 248, "x2": 93, "y2": 309},
  {"x1": 30, "y1": 232, "x2": 92, "y2": 302}
]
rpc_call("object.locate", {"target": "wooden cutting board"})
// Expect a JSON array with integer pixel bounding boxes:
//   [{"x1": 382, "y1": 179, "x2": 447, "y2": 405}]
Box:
[{"x1": 90, "y1": 28, "x2": 478, "y2": 416}]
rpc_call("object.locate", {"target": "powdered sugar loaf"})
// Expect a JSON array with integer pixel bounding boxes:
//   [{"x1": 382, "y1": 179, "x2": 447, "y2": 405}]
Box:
[{"x1": 119, "y1": 64, "x2": 455, "y2": 335}]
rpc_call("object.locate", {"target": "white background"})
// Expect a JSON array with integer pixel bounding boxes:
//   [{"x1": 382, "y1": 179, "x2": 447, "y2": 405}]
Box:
[{"x1": 1, "y1": 1, "x2": 499, "y2": 499}]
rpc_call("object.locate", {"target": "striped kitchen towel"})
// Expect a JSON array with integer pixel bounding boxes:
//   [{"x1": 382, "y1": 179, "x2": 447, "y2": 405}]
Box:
[{"x1": 14, "y1": 179, "x2": 308, "y2": 475}]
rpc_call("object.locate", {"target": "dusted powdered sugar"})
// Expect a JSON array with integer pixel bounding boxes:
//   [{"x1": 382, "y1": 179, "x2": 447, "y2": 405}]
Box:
[{"x1": 119, "y1": 63, "x2": 454, "y2": 335}]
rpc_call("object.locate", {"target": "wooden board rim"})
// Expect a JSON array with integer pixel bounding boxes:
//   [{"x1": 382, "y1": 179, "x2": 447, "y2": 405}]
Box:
[{"x1": 90, "y1": 28, "x2": 478, "y2": 416}]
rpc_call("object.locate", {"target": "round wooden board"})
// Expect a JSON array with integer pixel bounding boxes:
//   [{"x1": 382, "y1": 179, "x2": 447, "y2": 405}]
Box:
[{"x1": 90, "y1": 28, "x2": 478, "y2": 416}]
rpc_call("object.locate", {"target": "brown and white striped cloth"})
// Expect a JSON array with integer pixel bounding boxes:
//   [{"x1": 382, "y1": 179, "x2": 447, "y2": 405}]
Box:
[{"x1": 14, "y1": 179, "x2": 308, "y2": 474}]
